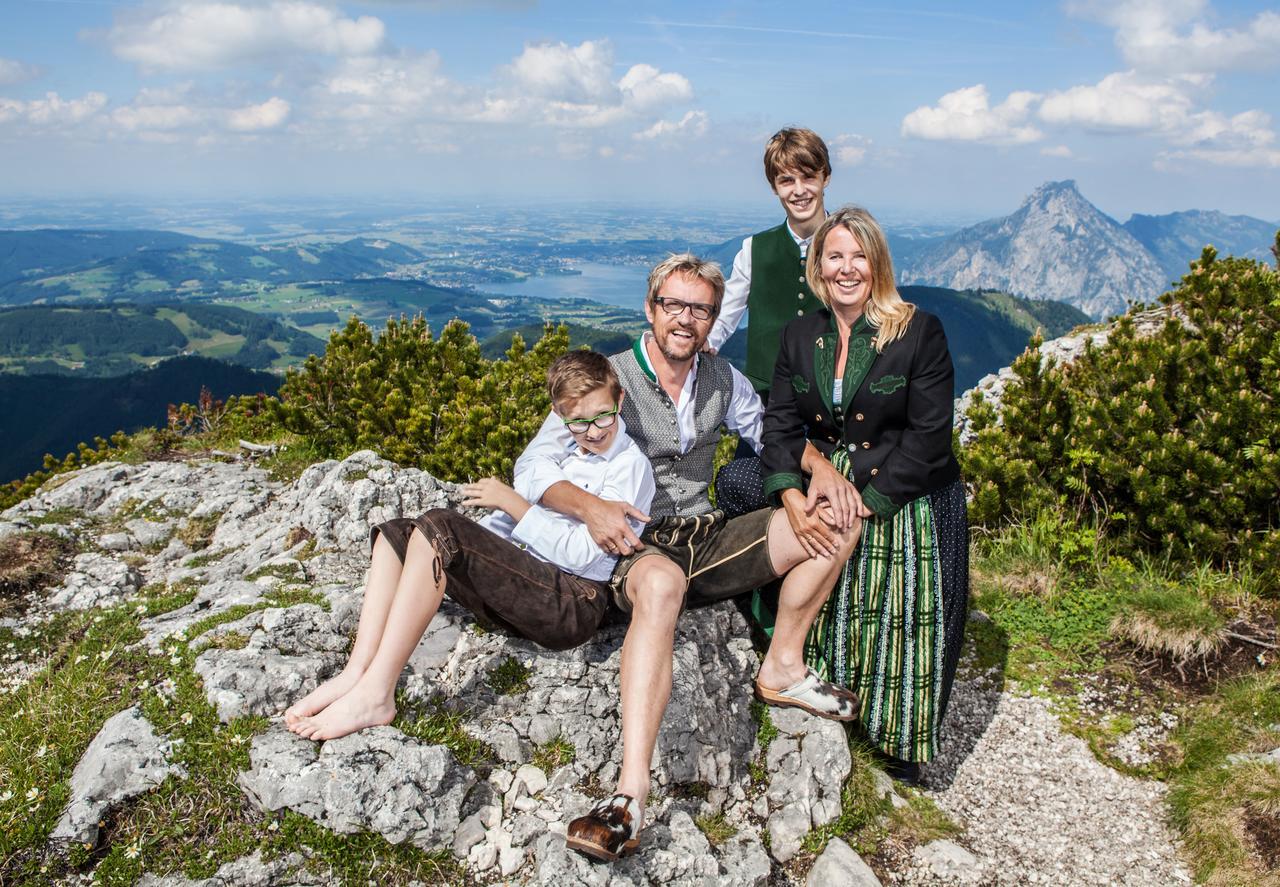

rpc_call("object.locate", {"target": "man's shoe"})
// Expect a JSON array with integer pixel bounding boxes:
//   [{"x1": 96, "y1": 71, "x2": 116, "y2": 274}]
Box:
[
  {"x1": 565, "y1": 794, "x2": 642, "y2": 862},
  {"x1": 754, "y1": 668, "x2": 860, "y2": 722}
]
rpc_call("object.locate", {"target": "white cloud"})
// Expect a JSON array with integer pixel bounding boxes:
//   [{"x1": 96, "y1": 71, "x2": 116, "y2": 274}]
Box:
[
  {"x1": 227, "y1": 96, "x2": 291, "y2": 130},
  {"x1": 506, "y1": 40, "x2": 615, "y2": 104},
  {"x1": 1040, "y1": 145, "x2": 1073, "y2": 158},
  {"x1": 319, "y1": 51, "x2": 462, "y2": 122},
  {"x1": 1038, "y1": 70, "x2": 1199, "y2": 133},
  {"x1": 901, "y1": 84, "x2": 1042, "y2": 144},
  {"x1": 1069, "y1": 0, "x2": 1280, "y2": 73},
  {"x1": 0, "y1": 57, "x2": 40, "y2": 86},
  {"x1": 482, "y1": 40, "x2": 693, "y2": 128},
  {"x1": 0, "y1": 91, "x2": 107, "y2": 127},
  {"x1": 107, "y1": 1, "x2": 386, "y2": 71},
  {"x1": 830, "y1": 133, "x2": 872, "y2": 165},
  {"x1": 113, "y1": 102, "x2": 201, "y2": 131},
  {"x1": 634, "y1": 110, "x2": 708, "y2": 141}
]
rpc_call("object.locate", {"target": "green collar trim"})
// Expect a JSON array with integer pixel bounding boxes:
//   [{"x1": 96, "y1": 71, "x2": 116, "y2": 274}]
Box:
[
  {"x1": 815, "y1": 313, "x2": 877, "y2": 417},
  {"x1": 631, "y1": 337, "x2": 657, "y2": 384}
]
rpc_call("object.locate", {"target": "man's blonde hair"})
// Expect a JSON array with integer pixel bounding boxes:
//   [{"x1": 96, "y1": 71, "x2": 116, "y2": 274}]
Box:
[
  {"x1": 646, "y1": 253, "x2": 726, "y2": 313},
  {"x1": 806, "y1": 205, "x2": 916, "y2": 351},
  {"x1": 546, "y1": 350, "x2": 622, "y2": 407},
  {"x1": 763, "y1": 128, "x2": 831, "y2": 185}
]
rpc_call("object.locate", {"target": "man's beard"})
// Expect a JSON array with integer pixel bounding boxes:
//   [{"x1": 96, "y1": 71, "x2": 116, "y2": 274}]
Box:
[{"x1": 656, "y1": 328, "x2": 700, "y2": 361}]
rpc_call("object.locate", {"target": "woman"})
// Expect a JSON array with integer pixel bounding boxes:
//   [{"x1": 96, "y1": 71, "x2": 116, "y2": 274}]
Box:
[{"x1": 759, "y1": 205, "x2": 968, "y2": 782}]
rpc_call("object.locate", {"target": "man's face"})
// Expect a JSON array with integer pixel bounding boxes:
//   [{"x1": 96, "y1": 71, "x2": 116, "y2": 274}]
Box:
[
  {"x1": 771, "y1": 166, "x2": 829, "y2": 228},
  {"x1": 644, "y1": 272, "x2": 718, "y2": 363}
]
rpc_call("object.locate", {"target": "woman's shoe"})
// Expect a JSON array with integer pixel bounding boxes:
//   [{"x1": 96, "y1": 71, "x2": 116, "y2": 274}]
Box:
[
  {"x1": 753, "y1": 668, "x2": 861, "y2": 722},
  {"x1": 565, "y1": 794, "x2": 642, "y2": 862}
]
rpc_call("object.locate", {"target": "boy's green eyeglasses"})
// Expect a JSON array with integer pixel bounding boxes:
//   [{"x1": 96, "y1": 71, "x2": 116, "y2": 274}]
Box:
[{"x1": 562, "y1": 407, "x2": 620, "y2": 434}]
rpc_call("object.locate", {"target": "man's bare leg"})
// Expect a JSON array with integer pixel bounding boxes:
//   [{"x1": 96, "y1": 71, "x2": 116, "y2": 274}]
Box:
[
  {"x1": 285, "y1": 533, "x2": 405, "y2": 728},
  {"x1": 294, "y1": 528, "x2": 446, "y2": 740},
  {"x1": 615, "y1": 555, "x2": 687, "y2": 824},
  {"x1": 756, "y1": 512, "x2": 861, "y2": 692}
]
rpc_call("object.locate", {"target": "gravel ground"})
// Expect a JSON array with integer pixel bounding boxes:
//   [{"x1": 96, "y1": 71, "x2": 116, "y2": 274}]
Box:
[{"x1": 888, "y1": 652, "x2": 1193, "y2": 886}]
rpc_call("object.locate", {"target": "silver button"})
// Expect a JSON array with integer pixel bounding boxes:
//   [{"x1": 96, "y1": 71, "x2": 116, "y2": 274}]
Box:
[
  {"x1": 797, "y1": 293, "x2": 804, "y2": 300},
  {"x1": 798, "y1": 276, "x2": 805, "y2": 282},
  {"x1": 797, "y1": 309, "x2": 803, "y2": 316}
]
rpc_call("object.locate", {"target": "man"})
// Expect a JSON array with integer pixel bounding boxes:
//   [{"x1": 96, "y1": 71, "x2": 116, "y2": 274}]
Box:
[{"x1": 515, "y1": 254, "x2": 862, "y2": 862}]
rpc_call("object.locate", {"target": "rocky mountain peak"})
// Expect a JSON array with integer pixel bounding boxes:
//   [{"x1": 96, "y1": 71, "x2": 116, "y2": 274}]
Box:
[{"x1": 897, "y1": 181, "x2": 1170, "y2": 319}]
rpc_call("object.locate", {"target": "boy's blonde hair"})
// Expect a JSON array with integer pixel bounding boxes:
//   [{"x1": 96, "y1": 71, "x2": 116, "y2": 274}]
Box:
[
  {"x1": 763, "y1": 128, "x2": 832, "y2": 185},
  {"x1": 646, "y1": 253, "x2": 726, "y2": 313},
  {"x1": 806, "y1": 205, "x2": 916, "y2": 352},
  {"x1": 547, "y1": 350, "x2": 622, "y2": 407}
]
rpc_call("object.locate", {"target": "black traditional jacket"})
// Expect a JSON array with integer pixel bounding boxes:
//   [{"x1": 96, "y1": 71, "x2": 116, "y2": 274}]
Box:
[{"x1": 761, "y1": 307, "x2": 961, "y2": 518}]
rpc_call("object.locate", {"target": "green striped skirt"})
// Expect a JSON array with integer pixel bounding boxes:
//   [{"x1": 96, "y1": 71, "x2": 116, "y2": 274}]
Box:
[{"x1": 754, "y1": 470, "x2": 968, "y2": 763}]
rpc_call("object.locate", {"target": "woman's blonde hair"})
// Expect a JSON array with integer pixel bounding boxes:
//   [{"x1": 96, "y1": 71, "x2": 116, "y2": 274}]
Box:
[{"x1": 806, "y1": 205, "x2": 915, "y2": 351}]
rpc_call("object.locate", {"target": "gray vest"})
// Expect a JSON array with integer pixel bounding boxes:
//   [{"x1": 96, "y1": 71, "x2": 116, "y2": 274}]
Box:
[{"x1": 610, "y1": 341, "x2": 735, "y2": 517}]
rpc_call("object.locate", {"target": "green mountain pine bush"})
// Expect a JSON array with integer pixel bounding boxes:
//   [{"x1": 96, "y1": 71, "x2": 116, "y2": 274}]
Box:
[
  {"x1": 961, "y1": 234, "x2": 1280, "y2": 586},
  {"x1": 271, "y1": 315, "x2": 570, "y2": 481}
]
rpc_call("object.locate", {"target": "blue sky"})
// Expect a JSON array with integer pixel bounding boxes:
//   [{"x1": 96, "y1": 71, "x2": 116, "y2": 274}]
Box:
[{"x1": 2, "y1": 0, "x2": 1278, "y2": 221}]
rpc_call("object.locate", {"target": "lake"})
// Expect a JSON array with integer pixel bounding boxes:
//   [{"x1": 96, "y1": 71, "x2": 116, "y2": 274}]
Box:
[{"x1": 481, "y1": 261, "x2": 651, "y2": 311}]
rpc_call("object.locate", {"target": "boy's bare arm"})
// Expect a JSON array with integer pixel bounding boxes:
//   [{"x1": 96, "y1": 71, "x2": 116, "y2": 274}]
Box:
[{"x1": 540, "y1": 480, "x2": 649, "y2": 552}]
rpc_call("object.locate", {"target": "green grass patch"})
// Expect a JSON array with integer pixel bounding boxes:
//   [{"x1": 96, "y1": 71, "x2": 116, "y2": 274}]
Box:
[
  {"x1": 0, "y1": 530, "x2": 77, "y2": 618},
  {"x1": 799, "y1": 741, "x2": 892, "y2": 858},
  {"x1": 694, "y1": 812, "x2": 737, "y2": 847},
  {"x1": 244, "y1": 563, "x2": 305, "y2": 583},
  {"x1": 27, "y1": 507, "x2": 86, "y2": 528},
  {"x1": 176, "y1": 513, "x2": 222, "y2": 552},
  {"x1": 486, "y1": 656, "x2": 531, "y2": 696},
  {"x1": 748, "y1": 701, "x2": 779, "y2": 786},
  {"x1": 531, "y1": 735, "x2": 575, "y2": 773},
  {"x1": 185, "y1": 548, "x2": 236, "y2": 568},
  {"x1": 393, "y1": 695, "x2": 494, "y2": 769}
]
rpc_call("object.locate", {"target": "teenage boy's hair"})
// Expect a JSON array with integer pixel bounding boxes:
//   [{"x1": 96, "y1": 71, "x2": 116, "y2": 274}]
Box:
[
  {"x1": 547, "y1": 350, "x2": 622, "y2": 406},
  {"x1": 646, "y1": 253, "x2": 726, "y2": 312},
  {"x1": 763, "y1": 128, "x2": 832, "y2": 184}
]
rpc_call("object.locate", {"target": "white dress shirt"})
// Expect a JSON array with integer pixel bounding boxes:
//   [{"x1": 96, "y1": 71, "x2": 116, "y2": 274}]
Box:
[
  {"x1": 480, "y1": 426, "x2": 654, "y2": 582},
  {"x1": 707, "y1": 221, "x2": 815, "y2": 353}
]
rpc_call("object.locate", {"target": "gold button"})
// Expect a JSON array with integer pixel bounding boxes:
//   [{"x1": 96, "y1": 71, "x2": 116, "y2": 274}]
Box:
[
  {"x1": 815, "y1": 414, "x2": 822, "y2": 421},
  {"x1": 871, "y1": 468, "x2": 879, "y2": 476},
  {"x1": 856, "y1": 413, "x2": 864, "y2": 421},
  {"x1": 863, "y1": 442, "x2": 871, "y2": 449}
]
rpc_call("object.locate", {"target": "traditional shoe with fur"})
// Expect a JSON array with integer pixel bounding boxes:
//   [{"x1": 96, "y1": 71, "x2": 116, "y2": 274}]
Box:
[
  {"x1": 754, "y1": 668, "x2": 860, "y2": 722},
  {"x1": 565, "y1": 794, "x2": 642, "y2": 862}
]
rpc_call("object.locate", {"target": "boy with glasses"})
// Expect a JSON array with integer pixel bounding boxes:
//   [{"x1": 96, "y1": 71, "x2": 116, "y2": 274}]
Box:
[{"x1": 284, "y1": 351, "x2": 655, "y2": 741}]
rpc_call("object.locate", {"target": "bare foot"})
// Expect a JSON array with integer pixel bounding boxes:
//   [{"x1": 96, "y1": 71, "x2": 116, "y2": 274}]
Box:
[
  {"x1": 293, "y1": 687, "x2": 396, "y2": 741},
  {"x1": 285, "y1": 666, "x2": 365, "y2": 729}
]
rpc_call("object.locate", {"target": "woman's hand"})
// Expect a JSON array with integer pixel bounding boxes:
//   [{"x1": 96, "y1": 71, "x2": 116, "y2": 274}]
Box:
[
  {"x1": 804, "y1": 458, "x2": 872, "y2": 529},
  {"x1": 781, "y1": 488, "x2": 843, "y2": 559},
  {"x1": 461, "y1": 478, "x2": 531, "y2": 521}
]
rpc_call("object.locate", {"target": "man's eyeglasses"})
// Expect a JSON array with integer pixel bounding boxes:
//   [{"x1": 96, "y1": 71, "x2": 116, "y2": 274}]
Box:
[
  {"x1": 562, "y1": 407, "x2": 620, "y2": 434},
  {"x1": 653, "y1": 297, "x2": 716, "y2": 322}
]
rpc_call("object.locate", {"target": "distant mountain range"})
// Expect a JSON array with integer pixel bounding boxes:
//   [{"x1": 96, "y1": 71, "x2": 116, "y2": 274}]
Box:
[
  {"x1": 895, "y1": 181, "x2": 1277, "y2": 319},
  {"x1": 0, "y1": 229, "x2": 426, "y2": 304}
]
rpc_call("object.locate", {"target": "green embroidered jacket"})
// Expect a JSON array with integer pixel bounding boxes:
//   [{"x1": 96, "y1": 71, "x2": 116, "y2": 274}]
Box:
[{"x1": 760, "y1": 308, "x2": 961, "y2": 518}]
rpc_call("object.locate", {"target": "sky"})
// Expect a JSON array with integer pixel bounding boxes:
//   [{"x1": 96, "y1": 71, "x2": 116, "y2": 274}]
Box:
[{"x1": 2, "y1": 0, "x2": 1279, "y2": 222}]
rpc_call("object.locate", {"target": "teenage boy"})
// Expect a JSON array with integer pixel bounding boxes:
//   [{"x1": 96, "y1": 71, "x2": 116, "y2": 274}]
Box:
[
  {"x1": 706, "y1": 127, "x2": 834, "y2": 518},
  {"x1": 707, "y1": 127, "x2": 832, "y2": 394},
  {"x1": 515, "y1": 254, "x2": 863, "y2": 862},
  {"x1": 284, "y1": 351, "x2": 655, "y2": 741}
]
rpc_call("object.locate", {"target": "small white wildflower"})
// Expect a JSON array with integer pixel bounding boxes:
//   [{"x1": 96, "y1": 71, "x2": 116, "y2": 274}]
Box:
[
  {"x1": 35, "y1": 744, "x2": 48, "y2": 759},
  {"x1": 169, "y1": 655, "x2": 181, "y2": 665},
  {"x1": 26, "y1": 787, "x2": 40, "y2": 801},
  {"x1": 180, "y1": 712, "x2": 193, "y2": 725},
  {"x1": 135, "y1": 604, "x2": 147, "y2": 615},
  {"x1": 266, "y1": 820, "x2": 279, "y2": 832},
  {"x1": 124, "y1": 840, "x2": 141, "y2": 860},
  {"x1": 74, "y1": 654, "x2": 88, "y2": 665},
  {"x1": 166, "y1": 646, "x2": 179, "y2": 657},
  {"x1": 138, "y1": 680, "x2": 150, "y2": 691},
  {"x1": 0, "y1": 790, "x2": 13, "y2": 802},
  {"x1": 99, "y1": 649, "x2": 114, "y2": 663},
  {"x1": 228, "y1": 733, "x2": 248, "y2": 746}
]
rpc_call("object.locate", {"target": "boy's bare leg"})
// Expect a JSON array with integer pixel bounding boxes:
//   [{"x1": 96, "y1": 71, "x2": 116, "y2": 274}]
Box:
[
  {"x1": 615, "y1": 555, "x2": 687, "y2": 822},
  {"x1": 294, "y1": 528, "x2": 446, "y2": 740},
  {"x1": 285, "y1": 533, "x2": 405, "y2": 727},
  {"x1": 756, "y1": 512, "x2": 861, "y2": 692}
]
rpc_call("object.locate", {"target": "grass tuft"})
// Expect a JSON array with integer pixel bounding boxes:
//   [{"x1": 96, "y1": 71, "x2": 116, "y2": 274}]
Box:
[
  {"x1": 531, "y1": 735, "x2": 575, "y2": 773},
  {"x1": 486, "y1": 656, "x2": 531, "y2": 696},
  {"x1": 393, "y1": 695, "x2": 494, "y2": 769},
  {"x1": 0, "y1": 531, "x2": 76, "y2": 617},
  {"x1": 694, "y1": 812, "x2": 737, "y2": 847}
]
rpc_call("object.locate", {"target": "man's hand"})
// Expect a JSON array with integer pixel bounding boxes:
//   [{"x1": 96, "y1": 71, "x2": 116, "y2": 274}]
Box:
[
  {"x1": 805, "y1": 458, "x2": 871, "y2": 530},
  {"x1": 581, "y1": 497, "x2": 651, "y2": 557},
  {"x1": 781, "y1": 488, "x2": 843, "y2": 559}
]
